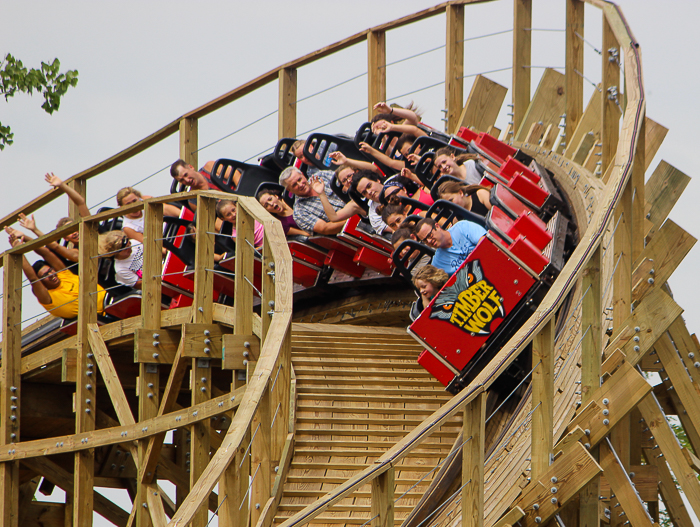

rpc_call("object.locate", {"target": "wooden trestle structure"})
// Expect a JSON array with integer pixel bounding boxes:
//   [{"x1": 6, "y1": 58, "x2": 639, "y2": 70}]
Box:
[{"x1": 0, "y1": 1, "x2": 698, "y2": 526}]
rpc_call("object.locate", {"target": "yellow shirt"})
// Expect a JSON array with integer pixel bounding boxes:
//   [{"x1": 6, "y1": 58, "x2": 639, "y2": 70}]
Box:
[{"x1": 40, "y1": 270, "x2": 106, "y2": 319}]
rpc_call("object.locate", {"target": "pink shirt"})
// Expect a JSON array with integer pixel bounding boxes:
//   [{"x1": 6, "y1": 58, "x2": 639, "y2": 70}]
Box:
[{"x1": 231, "y1": 220, "x2": 265, "y2": 247}]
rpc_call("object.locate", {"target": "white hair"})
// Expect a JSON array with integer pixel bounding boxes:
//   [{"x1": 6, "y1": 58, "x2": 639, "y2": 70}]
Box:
[{"x1": 279, "y1": 166, "x2": 301, "y2": 188}]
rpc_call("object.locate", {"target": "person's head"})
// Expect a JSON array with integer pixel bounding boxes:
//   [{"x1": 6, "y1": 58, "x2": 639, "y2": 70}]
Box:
[
  {"x1": 334, "y1": 165, "x2": 355, "y2": 193},
  {"x1": 413, "y1": 265, "x2": 449, "y2": 302},
  {"x1": 395, "y1": 133, "x2": 417, "y2": 157},
  {"x1": 256, "y1": 188, "x2": 286, "y2": 216},
  {"x1": 98, "y1": 230, "x2": 132, "y2": 260},
  {"x1": 56, "y1": 217, "x2": 80, "y2": 246},
  {"x1": 434, "y1": 147, "x2": 460, "y2": 176},
  {"x1": 381, "y1": 203, "x2": 409, "y2": 231},
  {"x1": 170, "y1": 159, "x2": 206, "y2": 188},
  {"x1": 116, "y1": 187, "x2": 144, "y2": 219},
  {"x1": 215, "y1": 199, "x2": 237, "y2": 224},
  {"x1": 438, "y1": 180, "x2": 487, "y2": 210},
  {"x1": 391, "y1": 226, "x2": 419, "y2": 261},
  {"x1": 380, "y1": 176, "x2": 419, "y2": 205},
  {"x1": 415, "y1": 218, "x2": 451, "y2": 249},
  {"x1": 280, "y1": 167, "x2": 312, "y2": 197},
  {"x1": 351, "y1": 170, "x2": 383, "y2": 202},
  {"x1": 32, "y1": 260, "x2": 61, "y2": 289}
]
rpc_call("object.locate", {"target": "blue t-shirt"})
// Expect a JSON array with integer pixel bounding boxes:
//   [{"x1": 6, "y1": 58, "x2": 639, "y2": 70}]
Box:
[{"x1": 431, "y1": 220, "x2": 487, "y2": 274}]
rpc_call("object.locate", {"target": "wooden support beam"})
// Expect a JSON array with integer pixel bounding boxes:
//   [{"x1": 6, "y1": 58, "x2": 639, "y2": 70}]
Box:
[
  {"x1": 631, "y1": 117, "x2": 646, "y2": 261},
  {"x1": 515, "y1": 442, "x2": 602, "y2": 527},
  {"x1": 367, "y1": 30, "x2": 386, "y2": 121},
  {"x1": 492, "y1": 507, "x2": 525, "y2": 527},
  {"x1": 515, "y1": 68, "x2": 566, "y2": 142},
  {"x1": 531, "y1": 318, "x2": 554, "y2": 480},
  {"x1": 638, "y1": 392, "x2": 700, "y2": 520},
  {"x1": 371, "y1": 466, "x2": 394, "y2": 527},
  {"x1": 66, "y1": 179, "x2": 87, "y2": 221},
  {"x1": 565, "y1": 0, "x2": 585, "y2": 142},
  {"x1": 74, "y1": 219, "x2": 99, "y2": 526},
  {"x1": 445, "y1": 4, "x2": 464, "y2": 134},
  {"x1": 644, "y1": 117, "x2": 669, "y2": 171},
  {"x1": 582, "y1": 246, "x2": 602, "y2": 404},
  {"x1": 644, "y1": 161, "x2": 690, "y2": 242},
  {"x1": 565, "y1": 88, "x2": 602, "y2": 160},
  {"x1": 145, "y1": 484, "x2": 168, "y2": 527},
  {"x1": 632, "y1": 220, "x2": 696, "y2": 306},
  {"x1": 644, "y1": 448, "x2": 694, "y2": 527},
  {"x1": 601, "y1": 15, "x2": 620, "y2": 176},
  {"x1": 179, "y1": 117, "x2": 198, "y2": 169},
  {"x1": 599, "y1": 439, "x2": 654, "y2": 527},
  {"x1": 23, "y1": 457, "x2": 129, "y2": 527},
  {"x1": 0, "y1": 253, "x2": 22, "y2": 527},
  {"x1": 458, "y1": 75, "x2": 507, "y2": 133},
  {"x1": 251, "y1": 377, "x2": 272, "y2": 527},
  {"x1": 512, "y1": 0, "x2": 532, "y2": 136},
  {"x1": 462, "y1": 391, "x2": 486, "y2": 527},
  {"x1": 278, "y1": 68, "x2": 297, "y2": 140}
]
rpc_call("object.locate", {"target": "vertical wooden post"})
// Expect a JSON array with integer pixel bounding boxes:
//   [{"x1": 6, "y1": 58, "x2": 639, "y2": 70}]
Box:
[
  {"x1": 371, "y1": 467, "x2": 395, "y2": 527},
  {"x1": 137, "y1": 202, "x2": 164, "y2": 527},
  {"x1": 631, "y1": 118, "x2": 646, "y2": 260},
  {"x1": 0, "y1": 253, "x2": 22, "y2": 527},
  {"x1": 531, "y1": 318, "x2": 554, "y2": 481},
  {"x1": 445, "y1": 4, "x2": 464, "y2": 134},
  {"x1": 251, "y1": 385, "x2": 271, "y2": 527},
  {"x1": 462, "y1": 391, "x2": 486, "y2": 527},
  {"x1": 278, "y1": 68, "x2": 297, "y2": 140},
  {"x1": 601, "y1": 16, "x2": 620, "y2": 176},
  {"x1": 512, "y1": 0, "x2": 532, "y2": 137},
  {"x1": 565, "y1": 0, "x2": 584, "y2": 142},
  {"x1": 234, "y1": 200, "x2": 255, "y2": 338},
  {"x1": 190, "y1": 195, "x2": 215, "y2": 527},
  {"x1": 180, "y1": 117, "x2": 198, "y2": 168},
  {"x1": 580, "y1": 246, "x2": 602, "y2": 527},
  {"x1": 67, "y1": 179, "x2": 87, "y2": 220},
  {"x1": 367, "y1": 30, "x2": 386, "y2": 121},
  {"x1": 74, "y1": 220, "x2": 99, "y2": 526}
]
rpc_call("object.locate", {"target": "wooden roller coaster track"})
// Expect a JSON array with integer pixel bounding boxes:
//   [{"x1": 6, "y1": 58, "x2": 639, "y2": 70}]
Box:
[{"x1": 0, "y1": 1, "x2": 698, "y2": 527}]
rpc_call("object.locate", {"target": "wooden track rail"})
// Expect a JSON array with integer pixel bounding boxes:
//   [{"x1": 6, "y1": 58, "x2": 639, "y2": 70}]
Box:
[{"x1": 0, "y1": 2, "x2": 698, "y2": 527}]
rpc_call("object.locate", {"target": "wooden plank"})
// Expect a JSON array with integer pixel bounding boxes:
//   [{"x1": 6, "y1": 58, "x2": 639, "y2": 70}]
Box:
[
  {"x1": 644, "y1": 448, "x2": 694, "y2": 527},
  {"x1": 631, "y1": 219, "x2": 696, "y2": 306},
  {"x1": 512, "y1": 0, "x2": 532, "y2": 134},
  {"x1": 134, "y1": 328, "x2": 179, "y2": 364},
  {"x1": 0, "y1": 253, "x2": 22, "y2": 527},
  {"x1": 644, "y1": 117, "x2": 669, "y2": 171},
  {"x1": 492, "y1": 507, "x2": 525, "y2": 527},
  {"x1": 515, "y1": 442, "x2": 602, "y2": 527},
  {"x1": 278, "y1": 67, "x2": 297, "y2": 140},
  {"x1": 524, "y1": 121, "x2": 545, "y2": 145},
  {"x1": 565, "y1": 84, "x2": 602, "y2": 160},
  {"x1": 598, "y1": 465, "x2": 658, "y2": 502},
  {"x1": 565, "y1": 0, "x2": 585, "y2": 141},
  {"x1": 531, "y1": 318, "x2": 554, "y2": 480},
  {"x1": 459, "y1": 75, "x2": 507, "y2": 134},
  {"x1": 581, "y1": 246, "x2": 602, "y2": 403},
  {"x1": 599, "y1": 439, "x2": 654, "y2": 526},
  {"x1": 572, "y1": 132, "x2": 596, "y2": 165},
  {"x1": 251, "y1": 376, "x2": 272, "y2": 526},
  {"x1": 644, "y1": 161, "x2": 690, "y2": 241},
  {"x1": 638, "y1": 392, "x2": 700, "y2": 520},
  {"x1": 367, "y1": 31, "x2": 386, "y2": 122},
  {"x1": 87, "y1": 324, "x2": 136, "y2": 428},
  {"x1": 145, "y1": 484, "x2": 168, "y2": 527},
  {"x1": 23, "y1": 457, "x2": 128, "y2": 527},
  {"x1": 605, "y1": 286, "x2": 683, "y2": 367},
  {"x1": 61, "y1": 348, "x2": 77, "y2": 383},
  {"x1": 515, "y1": 68, "x2": 566, "y2": 142},
  {"x1": 371, "y1": 466, "x2": 394, "y2": 527},
  {"x1": 462, "y1": 392, "x2": 486, "y2": 527},
  {"x1": 179, "y1": 117, "x2": 198, "y2": 169},
  {"x1": 182, "y1": 323, "x2": 224, "y2": 359},
  {"x1": 223, "y1": 334, "x2": 261, "y2": 369}
]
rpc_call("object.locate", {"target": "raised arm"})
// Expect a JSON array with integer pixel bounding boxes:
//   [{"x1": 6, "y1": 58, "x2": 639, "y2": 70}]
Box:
[
  {"x1": 309, "y1": 175, "x2": 362, "y2": 222},
  {"x1": 312, "y1": 218, "x2": 347, "y2": 236},
  {"x1": 329, "y1": 151, "x2": 381, "y2": 174},
  {"x1": 45, "y1": 173, "x2": 90, "y2": 218},
  {"x1": 359, "y1": 142, "x2": 405, "y2": 171},
  {"x1": 8, "y1": 235, "x2": 52, "y2": 305},
  {"x1": 34, "y1": 244, "x2": 68, "y2": 274},
  {"x1": 13, "y1": 217, "x2": 79, "y2": 262},
  {"x1": 373, "y1": 120, "x2": 427, "y2": 138},
  {"x1": 373, "y1": 102, "x2": 420, "y2": 125}
]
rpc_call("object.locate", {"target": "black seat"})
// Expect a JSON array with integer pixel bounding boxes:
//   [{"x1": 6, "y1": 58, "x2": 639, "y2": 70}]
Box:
[
  {"x1": 272, "y1": 138, "x2": 298, "y2": 170},
  {"x1": 407, "y1": 135, "x2": 450, "y2": 158},
  {"x1": 210, "y1": 159, "x2": 279, "y2": 197},
  {"x1": 426, "y1": 199, "x2": 488, "y2": 229},
  {"x1": 95, "y1": 207, "x2": 123, "y2": 233},
  {"x1": 329, "y1": 173, "x2": 351, "y2": 204},
  {"x1": 303, "y1": 133, "x2": 363, "y2": 172},
  {"x1": 429, "y1": 175, "x2": 465, "y2": 203},
  {"x1": 353, "y1": 122, "x2": 401, "y2": 176},
  {"x1": 398, "y1": 196, "x2": 429, "y2": 212},
  {"x1": 392, "y1": 240, "x2": 434, "y2": 281},
  {"x1": 259, "y1": 152, "x2": 282, "y2": 175}
]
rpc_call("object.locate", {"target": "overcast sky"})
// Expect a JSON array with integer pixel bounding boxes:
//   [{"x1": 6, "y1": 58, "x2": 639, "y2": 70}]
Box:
[{"x1": 2, "y1": 1, "x2": 699, "y2": 522}]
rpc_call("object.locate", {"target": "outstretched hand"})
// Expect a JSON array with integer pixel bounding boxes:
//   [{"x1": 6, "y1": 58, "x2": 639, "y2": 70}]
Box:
[
  {"x1": 45, "y1": 172, "x2": 63, "y2": 188},
  {"x1": 329, "y1": 151, "x2": 347, "y2": 166},
  {"x1": 371, "y1": 120, "x2": 391, "y2": 134},
  {"x1": 405, "y1": 153, "x2": 421, "y2": 165},
  {"x1": 373, "y1": 102, "x2": 392, "y2": 114},
  {"x1": 308, "y1": 175, "x2": 326, "y2": 196},
  {"x1": 359, "y1": 142, "x2": 375, "y2": 155},
  {"x1": 18, "y1": 213, "x2": 36, "y2": 232}
]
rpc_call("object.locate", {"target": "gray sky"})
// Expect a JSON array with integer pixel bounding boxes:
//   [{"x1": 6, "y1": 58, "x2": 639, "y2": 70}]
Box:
[{"x1": 2, "y1": 0, "x2": 700, "y2": 522}]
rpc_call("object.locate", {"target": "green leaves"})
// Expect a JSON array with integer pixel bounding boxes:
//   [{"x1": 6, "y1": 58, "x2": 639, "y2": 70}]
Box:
[{"x1": 0, "y1": 53, "x2": 79, "y2": 150}]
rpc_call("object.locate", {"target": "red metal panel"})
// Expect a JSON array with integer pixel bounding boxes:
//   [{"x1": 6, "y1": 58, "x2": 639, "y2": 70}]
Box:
[
  {"x1": 498, "y1": 156, "x2": 541, "y2": 184},
  {"x1": 508, "y1": 173, "x2": 548, "y2": 209},
  {"x1": 475, "y1": 132, "x2": 517, "y2": 163},
  {"x1": 507, "y1": 213, "x2": 552, "y2": 251},
  {"x1": 353, "y1": 247, "x2": 394, "y2": 275},
  {"x1": 325, "y1": 250, "x2": 365, "y2": 277},
  {"x1": 417, "y1": 350, "x2": 455, "y2": 387},
  {"x1": 456, "y1": 127, "x2": 478, "y2": 142},
  {"x1": 410, "y1": 237, "x2": 536, "y2": 372},
  {"x1": 508, "y1": 235, "x2": 548, "y2": 275}
]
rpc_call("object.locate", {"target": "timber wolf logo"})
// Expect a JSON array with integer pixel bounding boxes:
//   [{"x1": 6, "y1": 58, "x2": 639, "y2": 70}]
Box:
[{"x1": 429, "y1": 260, "x2": 505, "y2": 336}]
